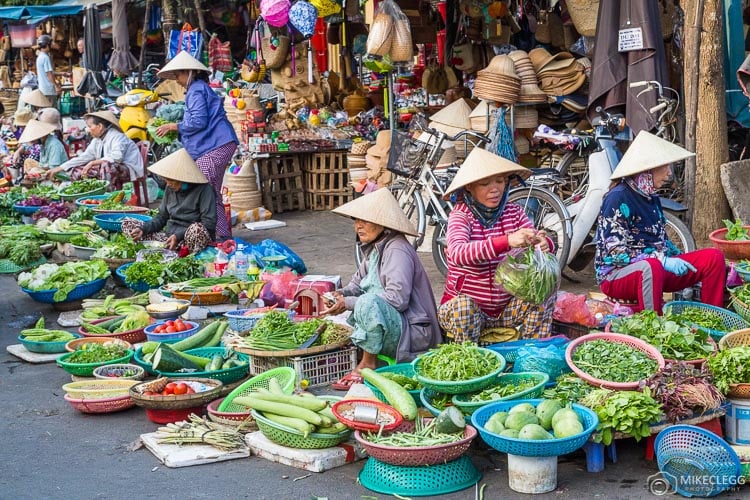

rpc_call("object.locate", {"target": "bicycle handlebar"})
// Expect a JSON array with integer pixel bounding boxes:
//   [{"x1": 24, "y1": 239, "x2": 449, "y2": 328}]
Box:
[{"x1": 649, "y1": 102, "x2": 668, "y2": 114}]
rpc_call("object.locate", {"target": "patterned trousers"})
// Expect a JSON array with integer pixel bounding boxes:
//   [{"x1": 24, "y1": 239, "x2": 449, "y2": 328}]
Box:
[
  {"x1": 438, "y1": 293, "x2": 555, "y2": 343},
  {"x1": 195, "y1": 142, "x2": 237, "y2": 240}
]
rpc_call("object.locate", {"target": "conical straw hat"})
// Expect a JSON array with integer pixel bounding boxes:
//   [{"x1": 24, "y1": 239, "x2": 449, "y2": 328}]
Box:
[
  {"x1": 18, "y1": 119, "x2": 56, "y2": 144},
  {"x1": 444, "y1": 147, "x2": 531, "y2": 199},
  {"x1": 436, "y1": 144, "x2": 458, "y2": 168},
  {"x1": 21, "y1": 89, "x2": 52, "y2": 108},
  {"x1": 84, "y1": 110, "x2": 122, "y2": 132},
  {"x1": 158, "y1": 50, "x2": 210, "y2": 80},
  {"x1": 429, "y1": 98, "x2": 474, "y2": 130},
  {"x1": 148, "y1": 148, "x2": 209, "y2": 184},
  {"x1": 332, "y1": 187, "x2": 418, "y2": 236},
  {"x1": 610, "y1": 131, "x2": 695, "y2": 180}
]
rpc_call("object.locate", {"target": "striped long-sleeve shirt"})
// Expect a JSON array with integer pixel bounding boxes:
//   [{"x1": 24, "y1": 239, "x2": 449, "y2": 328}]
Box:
[{"x1": 441, "y1": 202, "x2": 541, "y2": 317}]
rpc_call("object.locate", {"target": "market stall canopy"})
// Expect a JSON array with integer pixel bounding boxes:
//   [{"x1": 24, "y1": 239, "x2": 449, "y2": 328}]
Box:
[{"x1": 0, "y1": 5, "x2": 84, "y2": 23}]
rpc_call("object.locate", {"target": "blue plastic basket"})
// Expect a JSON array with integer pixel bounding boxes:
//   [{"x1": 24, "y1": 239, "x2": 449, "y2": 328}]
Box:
[
  {"x1": 364, "y1": 363, "x2": 423, "y2": 408},
  {"x1": 74, "y1": 194, "x2": 109, "y2": 207},
  {"x1": 94, "y1": 213, "x2": 152, "y2": 232},
  {"x1": 654, "y1": 425, "x2": 742, "y2": 498},
  {"x1": 736, "y1": 263, "x2": 750, "y2": 283},
  {"x1": 22, "y1": 277, "x2": 108, "y2": 304},
  {"x1": 486, "y1": 335, "x2": 570, "y2": 364},
  {"x1": 12, "y1": 203, "x2": 45, "y2": 215},
  {"x1": 471, "y1": 399, "x2": 599, "y2": 457},
  {"x1": 116, "y1": 262, "x2": 157, "y2": 292},
  {"x1": 143, "y1": 321, "x2": 200, "y2": 342},
  {"x1": 223, "y1": 308, "x2": 295, "y2": 332},
  {"x1": 452, "y1": 372, "x2": 550, "y2": 415},
  {"x1": 419, "y1": 388, "x2": 472, "y2": 425},
  {"x1": 18, "y1": 333, "x2": 82, "y2": 353},
  {"x1": 664, "y1": 301, "x2": 749, "y2": 342}
]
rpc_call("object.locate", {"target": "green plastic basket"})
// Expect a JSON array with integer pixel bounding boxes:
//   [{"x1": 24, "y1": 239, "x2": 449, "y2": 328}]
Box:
[
  {"x1": 451, "y1": 372, "x2": 550, "y2": 415},
  {"x1": 251, "y1": 396, "x2": 351, "y2": 449},
  {"x1": 358, "y1": 455, "x2": 481, "y2": 497},
  {"x1": 420, "y1": 388, "x2": 472, "y2": 425},
  {"x1": 364, "y1": 363, "x2": 423, "y2": 408},
  {"x1": 412, "y1": 347, "x2": 506, "y2": 394},
  {"x1": 56, "y1": 349, "x2": 134, "y2": 377},
  {"x1": 153, "y1": 347, "x2": 250, "y2": 384},
  {"x1": 218, "y1": 367, "x2": 296, "y2": 412},
  {"x1": 0, "y1": 256, "x2": 46, "y2": 274},
  {"x1": 58, "y1": 182, "x2": 108, "y2": 201},
  {"x1": 664, "y1": 301, "x2": 749, "y2": 342},
  {"x1": 44, "y1": 230, "x2": 87, "y2": 243}
]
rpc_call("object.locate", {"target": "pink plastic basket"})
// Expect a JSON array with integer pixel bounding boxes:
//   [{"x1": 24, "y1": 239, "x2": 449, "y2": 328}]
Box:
[
  {"x1": 565, "y1": 332, "x2": 665, "y2": 390},
  {"x1": 604, "y1": 322, "x2": 717, "y2": 367},
  {"x1": 354, "y1": 419, "x2": 478, "y2": 466}
]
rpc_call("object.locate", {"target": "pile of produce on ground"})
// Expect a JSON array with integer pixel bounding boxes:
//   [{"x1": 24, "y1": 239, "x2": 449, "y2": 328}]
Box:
[
  {"x1": 570, "y1": 339, "x2": 659, "y2": 383},
  {"x1": 124, "y1": 253, "x2": 204, "y2": 287},
  {"x1": 156, "y1": 414, "x2": 245, "y2": 451},
  {"x1": 80, "y1": 294, "x2": 149, "y2": 320},
  {"x1": 233, "y1": 311, "x2": 351, "y2": 351},
  {"x1": 80, "y1": 312, "x2": 151, "y2": 335},
  {"x1": 482, "y1": 399, "x2": 584, "y2": 440},
  {"x1": 19, "y1": 317, "x2": 77, "y2": 343},
  {"x1": 18, "y1": 260, "x2": 110, "y2": 301},
  {"x1": 0, "y1": 225, "x2": 46, "y2": 266},
  {"x1": 416, "y1": 342, "x2": 502, "y2": 382}
]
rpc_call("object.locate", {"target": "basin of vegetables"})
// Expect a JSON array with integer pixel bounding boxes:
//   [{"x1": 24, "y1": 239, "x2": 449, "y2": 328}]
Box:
[
  {"x1": 731, "y1": 284, "x2": 750, "y2": 322},
  {"x1": 663, "y1": 301, "x2": 748, "y2": 342},
  {"x1": 412, "y1": 342, "x2": 506, "y2": 394},
  {"x1": 13, "y1": 195, "x2": 51, "y2": 214},
  {"x1": 121, "y1": 253, "x2": 204, "y2": 291},
  {"x1": 709, "y1": 219, "x2": 750, "y2": 260},
  {"x1": 79, "y1": 311, "x2": 152, "y2": 343},
  {"x1": 18, "y1": 260, "x2": 111, "y2": 303},
  {"x1": 58, "y1": 179, "x2": 108, "y2": 201},
  {"x1": 91, "y1": 191, "x2": 149, "y2": 214},
  {"x1": 43, "y1": 218, "x2": 98, "y2": 243},
  {"x1": 452, "y1": 372, "x2": 550, "y2": 415},
  {"x1": 0, "y1": 225, "x2": 46, "y2": 270},
  {"x1": 57, "y1": 342, "x2": 134, "y2": 376},
  {"x1": 17, "y1": 317, "x2": 81, "y2": 353},
  {"x1": 231, "y1": 311, "x2": 352, "y2": 352}
]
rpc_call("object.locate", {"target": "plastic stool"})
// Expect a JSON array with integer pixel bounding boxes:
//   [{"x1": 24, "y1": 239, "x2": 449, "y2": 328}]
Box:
[
  {"x1": 644, "y1": 417, "x2": 723, "y2": 461},
  {"x1": 583, "y1": 441, "x2": 618, "y2": 472}
]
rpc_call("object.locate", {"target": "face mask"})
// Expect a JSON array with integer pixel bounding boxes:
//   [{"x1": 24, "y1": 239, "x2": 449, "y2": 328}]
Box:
[{"x1": 181, "y1": 182, "x2": 189, "y2": 191}]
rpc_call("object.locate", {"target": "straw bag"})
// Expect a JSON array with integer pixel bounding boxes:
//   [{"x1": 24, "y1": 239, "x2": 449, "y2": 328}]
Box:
[
  {"x1": 565, "y1": 0, "x2": 598, "y2": 37},
  {"x1": 261, "y1": 29, "x2": 291, "y2": 69},
  {"x1": 391, "y1": 19, "x2": 413, "y2": 62},
  {"x1": 367, "y1": 13, "x2": 395, "y2": 56},
  {"x1": 422, "y1": 64, "x2": 450, "y2": 94},
  {"x1": 241, "y1": 90, "x2": 262, "y2": 110}
]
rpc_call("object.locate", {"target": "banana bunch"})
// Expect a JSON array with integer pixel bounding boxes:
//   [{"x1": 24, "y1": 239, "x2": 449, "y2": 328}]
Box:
[
  {"x1": 223, "y1": 281, "x2": 263, "y2": 295},
  {"x1": 80, "y1": 294, "x2": 148, "y2": 321}
]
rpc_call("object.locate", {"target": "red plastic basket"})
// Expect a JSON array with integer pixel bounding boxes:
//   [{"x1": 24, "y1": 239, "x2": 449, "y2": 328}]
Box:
[
  {"x1": 206, "y1": 397, "x2": 255, "y2": 428},
  {"x1": 565, "y1": 332, "x2": 665, "y2": 390},
  {"x1": 145, "y1": 406, "x2": 205, "y2": 424},
  {"x1": 78, "y1": 316, "x2": 149, "y2": 344},
  {"x1": 331, "y1": 399, "x2": 403, "y2": 432},
  {"x1": 63, "y1": 394, "x2": 135, "y2": 414},
  {"x1": 709, "y1": 227, "x2": 750, "y2": 261},
  {"x1": 354, "y1": 419, "x2": 478, "y2": 466}
]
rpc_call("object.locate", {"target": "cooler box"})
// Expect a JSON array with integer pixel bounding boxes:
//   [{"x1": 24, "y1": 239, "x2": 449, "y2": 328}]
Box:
[{"x1": 288, "y1": 275, "x2": 341, "y2": 317}]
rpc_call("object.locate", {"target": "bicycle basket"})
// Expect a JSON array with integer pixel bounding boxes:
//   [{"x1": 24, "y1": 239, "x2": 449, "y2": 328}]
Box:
[{"x1": 387, "y1": 131, "x2": 434, "y2": 178}]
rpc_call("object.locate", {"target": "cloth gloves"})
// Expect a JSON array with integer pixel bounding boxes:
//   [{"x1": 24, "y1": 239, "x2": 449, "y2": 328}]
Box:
[{"x1": 661, "y1": 257, "x2": 698, "y2": 276}]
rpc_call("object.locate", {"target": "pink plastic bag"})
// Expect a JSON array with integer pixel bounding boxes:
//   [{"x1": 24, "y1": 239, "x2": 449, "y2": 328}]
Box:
[
  {"x1": 553, "y1": 291, "x2": 597, "y2": 326},
  {"x1": 260, "y1": 269, "x2": 298, "y2": 306}
]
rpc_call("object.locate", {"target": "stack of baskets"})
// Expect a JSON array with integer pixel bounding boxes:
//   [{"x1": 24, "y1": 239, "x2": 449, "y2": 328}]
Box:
[
  {"x1": 718, "y1": 329, "x2": 750, "y2": 400},
  {"x1": 223, "y1": 159, "x2": 263, "y2": 211},
  {"x1": 347, "y1": 140, "x2": 371, "y2": 189}
]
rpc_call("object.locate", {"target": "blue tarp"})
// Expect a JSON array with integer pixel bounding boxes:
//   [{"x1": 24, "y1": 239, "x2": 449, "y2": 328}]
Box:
[
  {"x1": 0, "y1": 7, "x2": 27, "y2": 21},
  {"x1": 0, "y1": 5, "x2": 83, "y2": 22}
]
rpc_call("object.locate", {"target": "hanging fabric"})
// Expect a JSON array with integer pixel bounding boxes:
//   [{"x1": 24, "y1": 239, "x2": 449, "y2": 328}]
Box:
[{"x1": 488, "y1": 107, "x2": 518, "y2": 162}]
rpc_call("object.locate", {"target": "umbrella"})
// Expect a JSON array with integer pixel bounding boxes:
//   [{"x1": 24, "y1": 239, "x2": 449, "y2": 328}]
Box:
[
  {"x1": 586, "y1": 0, "x2": 668, "y2": 135},
  {"x1": 76, "y1": 4, "x2": 107, "y2": 97},
  {"x1": 107, "y1": 0, "x2": 138, "y2": 77}
]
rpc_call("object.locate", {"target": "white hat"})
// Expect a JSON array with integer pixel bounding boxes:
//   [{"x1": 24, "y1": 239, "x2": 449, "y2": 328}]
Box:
[
  {"x1": 38, "y1": 107, "x2": 62, "y2": 130},
  {"x1": 18, "y1": 119, "x2": 56, "y2": 144},
  {"x1": 21, "y1": 89, "x2": 52, "y2": 108},
  {"x1": 158, "y1": 50, "x2": 210, "y2": 80},
  {"x1": 428, "y1": 98, "x2": 475, "y2": 137},
  {"x1": 148, "y1": 148, "x2": 209, "y2": 184},
  {"x1": 610, "y1": 131, "x2": 695, "y2": 180},
  {"x1": 332, "y1": 187, "x2": 418, "y2": 236},
  {"x1": 444, "y1": 147, "x2": 531, "y2": 199}
]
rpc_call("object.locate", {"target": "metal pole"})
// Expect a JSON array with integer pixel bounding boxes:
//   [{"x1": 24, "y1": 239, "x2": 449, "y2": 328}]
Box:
[{"x1": 137, "y1": 0, "x2": 151, "y2": 89}]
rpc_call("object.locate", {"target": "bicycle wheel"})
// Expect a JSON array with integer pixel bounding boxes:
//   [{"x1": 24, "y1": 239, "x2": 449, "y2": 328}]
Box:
[
  {"x1": 555, "y1": 150, "x2": 590, "y2": 201},
  {"x1": 664, "y1": 211, "x2": 696, "y2": 254},
  {"x1": 507, "y1": 186, "x2": 572, "y2": 272},
  {"x1": 431, "y1": 219, "x2": 449, "y2": 277}
]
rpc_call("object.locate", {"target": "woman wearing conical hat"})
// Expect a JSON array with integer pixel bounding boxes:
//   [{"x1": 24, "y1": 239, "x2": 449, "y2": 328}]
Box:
[
  {"x1": 595, "y1": 132, "x2": 725, "y2": 312},
  {"x1": 322, "y1": 188, "x2": 442, "y2": 389},
  {"x1": 122, "y1": 149, "x2": 216, "y2": 254},
  {"x1": 17, "y1": 115, "x2": 68, "y2": 179},
  {"x1": 438, "y1": 148, "x2": 556, "y2": 343}
]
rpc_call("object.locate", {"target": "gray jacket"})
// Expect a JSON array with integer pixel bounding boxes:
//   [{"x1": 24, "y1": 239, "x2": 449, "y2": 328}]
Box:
[
  {"x1": 339, "y1": 231, "x2": 442, "y2": 362},
  {"x1": 141, "y1": 183, "x2": 216, "y2": 240}
]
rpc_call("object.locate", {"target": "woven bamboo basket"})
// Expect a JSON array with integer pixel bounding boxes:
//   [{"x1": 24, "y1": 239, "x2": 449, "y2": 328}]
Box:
[
  {"x1": 129, "y1": 377, "x2": 223, "y2": 410},
  {"x1": 565, "y1": 0, "x2": 599, "y2": 37}
]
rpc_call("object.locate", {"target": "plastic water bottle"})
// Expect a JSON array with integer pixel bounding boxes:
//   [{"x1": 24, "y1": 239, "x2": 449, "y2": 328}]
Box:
[
  {"x1": 214, "y1": 249, "x2": 229, "y2": 276},
  {"x1": 234, "y1": 244, "x2": 249, "y2": 280}
]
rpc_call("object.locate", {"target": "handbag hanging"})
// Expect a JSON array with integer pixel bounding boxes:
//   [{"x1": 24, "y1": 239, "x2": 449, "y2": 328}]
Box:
[{"x1": 168, "y1": 23, "x2": 203, "y2": 59}]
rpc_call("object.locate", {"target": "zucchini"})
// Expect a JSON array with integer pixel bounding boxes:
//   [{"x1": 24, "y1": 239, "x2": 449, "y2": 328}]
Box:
[
  {"x1": 360, "y1": 368, "x2": 418, "y2": 421},
  {"x1": 232, "y1": 396, "x2": 325, "y2": 426},
  {"x1": 208, "y1": 353, "x2": 224, "y2": 371},
  {"x1": 170, "y1": 321, "x2": 220, "y2": 351},
  {"x1": 94, "y1": 315, "x2": 126, "y2": 331},
  {"x1": 153, "y1": 344, "x2": 200, "y2": 372},
  {"x1": 251, "y1": 392, "x2": 328, "y2": 412},
  {"x1": 204, "y1": 320, "x2": 228, "y2": 348},
  {"x1": 262, "y1": 413, "x2": 314, "y2": 437},
  {"x1": 107, "y1": 318, "x2": 126, "y2": 332},
  {"x1": 141, "y1": 341, "x2": 160, "y2": 355},
  {"x1": 268, "y1": 377, "x2": 284, "y2": 395},
  {"x1": 314, "y1": 422, "x2": 348, "y2": 434},
  {"x1": 434, "y1": 406, "x2": 466, "y2": 434}
]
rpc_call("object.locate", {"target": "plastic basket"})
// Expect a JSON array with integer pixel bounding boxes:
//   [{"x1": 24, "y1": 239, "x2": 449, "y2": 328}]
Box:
[
  {"x1": 94, "y1": 213, "x2": 152, "y2": 232},
  {"x1": 146, "y1": 406, "x2": 205, "y2": 424},
  {"x1": 736, "y1": 263, "x2": 750, "y2": 283},
  {"x1": 486, "y1": 335, "x2": 570, "y2": 364},
  {"x1": 471, "y1": 399, "x2": 599, "y2": 457},
  {"x1": 12, "y1": 203, "x2": 44, "y2": 215},
  {"x1": 565, "y1": 332, "x2": 665, "y2": 390},
  {"x1": 331, "y1": 399, "x2": 404, "y2": 432},
  {"x1": 664, "y1": 301, "x2": 748, "y2": 342},
  {"x1": 153, "y1": 347, "x2": 250, "y2": 384},
  {"x1": 116, "y1": 262, "x2": 158, "y2": 293},
  {"x1": 412, "y1": 347, "x2": 506, "y2": 394},
  {"x1": 248, "y1": 346, "x2": 358, "y2": 390},
  {"x1": 78, "y1": 316, "x2": 148, "y2": 344},
  {"x1": 58, "y1": 182, "x2": 108, "y2": 201},
  {"x1": 0, "y1": 255, "x2": 46, "y2": 274},
  {"x1": 728, "y1": 383, "x2": 750, "y2": 399},
  {"x1": 709, "y1": 227, "x2": 750, "y2": 261},
  {"x1": 355, "y1": 419, "x2": 478, "y2": 466},
  {"x1": 143, "y1": 321, "x2": 200, "y2": 342},
  {"x1": 655, "y1": 425, "x2": 742, "y2": 498},
  {"x1": 92, "y1": 363, "x2": 146, "y2": 380},
  {"x1": 452, "y1": 372, "x2": 550, "y2": 415},
  {"x1": 57, "y1": 349, "x2": 135, "y2": 377},
  {"x1": 218, "y1": 367, "x2": 296, "y2": 412},
  {"x1": 224, "y1": 308, "x2": 295, "y2": 333},
  {"x1": 358, "y1": 455, "x2": 481, "y2": 497},
  {"x1": 718, "y1": 328, "x2": 750, "y2": 350},
  {"x1": 364, "y1": 363, "x2": 423, "y2": 408},
  {"x1": 206, "y1": 398, "x2": 257, "y2": 430},
  {"x1": 62, "y1": 379, "x2": 139, "y2": 399},
  {"x1": 420, "y1": 388, "x2": 472, "y2": 425},
  {"x1": 75, "y1": 194, "x2": 109, "y2": 207},
  {"x1": 64, "y1": 394, "x2": 135, "y2": 414},
  {"x1": 44, "y1": 230, "x2": 88, "y2": 243},
  {"x1": 730, "y1": 287, "x2": 750, "y2": 322},
  {"x1": 23, "y1": 277, "x2": 108, "y2": 304},
  {"x1": 18, "y1": 333, "x2": 81, "y2": 354}
]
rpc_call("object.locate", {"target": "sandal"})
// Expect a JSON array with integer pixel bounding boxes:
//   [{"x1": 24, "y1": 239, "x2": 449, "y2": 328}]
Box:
[{"x1": 331, "y1": 372, "x2": 363, "y2": 391}]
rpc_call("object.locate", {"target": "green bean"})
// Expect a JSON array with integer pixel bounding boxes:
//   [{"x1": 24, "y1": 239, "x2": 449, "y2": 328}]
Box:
[{"x1": 418, "y1": 342, "x2": 501, "y2": 381}]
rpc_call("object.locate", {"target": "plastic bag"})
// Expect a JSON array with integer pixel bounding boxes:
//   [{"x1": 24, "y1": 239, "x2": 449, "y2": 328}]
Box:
[
  {"x1": 259, "y1": 269, "x2": 298, "y2": 306},
  {"x1": 553, "y1": 291, "x2": 597, "y2": 326},
  {"x1": 494, "y1": 246, "x2": 560, "y2": 304},
  {"x1": 244, "y1": 238, "x2": 307, "y2": 275},
  {"x1": 513, "y1": 344, "x2": 571, "y2": 380}
]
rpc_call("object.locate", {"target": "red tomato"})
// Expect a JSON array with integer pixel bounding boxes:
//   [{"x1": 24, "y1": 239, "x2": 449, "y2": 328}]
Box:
[
  {"x1": 173, "y1": 383, "x2": 188, "y2": 395},
  {"x1": 154, "y1": 325, "x2": 165, "y2": 333},
  {"x1": 143, "y1": 391, "x2": 155, "y2": 396},
  {"x1": 166, "y1": 326, "x2": 177, "y2": 333},
  {"x1": 165, "y1": 320, "x2": 175, "y2": 327},
  {"x1": 163, "y1": 383, "x2": 176, "y2": 395},
  {"x1": 185, "y1": 386, "x2": 195, "y2": 394}
]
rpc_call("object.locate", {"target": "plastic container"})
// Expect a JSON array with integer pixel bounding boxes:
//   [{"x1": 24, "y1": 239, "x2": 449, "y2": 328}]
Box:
[
  {"x1": 358, "y1": 455, "x2": 481, "y2": 497},
  {"x1": 727, "y1": 399, "x2": 750, "y2": 445},
  {"x1": 214, "y1": 249, "x2": 229, "y2": 276},
  {"x1": 234, "y1": 244, "x2": 248, "y2": 280},
  {"x1": 507, "y1": 454, "x2": 557, "y2": 494}
]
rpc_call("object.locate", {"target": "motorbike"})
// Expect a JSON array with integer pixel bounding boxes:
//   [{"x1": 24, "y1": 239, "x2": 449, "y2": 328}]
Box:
[{"x1": 115, "y1": 88, "x2": 161, "y2": 142}]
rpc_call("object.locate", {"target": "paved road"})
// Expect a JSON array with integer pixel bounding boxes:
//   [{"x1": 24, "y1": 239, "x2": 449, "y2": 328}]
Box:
[{"x1": 0, "y1": 210, "x2": 728, "y2": 499}]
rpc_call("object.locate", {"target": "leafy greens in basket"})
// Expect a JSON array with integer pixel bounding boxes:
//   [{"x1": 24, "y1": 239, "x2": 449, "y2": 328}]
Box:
[{"x1": 18, "y1": 260, "x2": 110, "y2": 301}]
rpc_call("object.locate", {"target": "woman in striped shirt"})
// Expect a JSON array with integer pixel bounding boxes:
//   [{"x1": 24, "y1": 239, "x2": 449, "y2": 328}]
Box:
[{"x1": 438, "y1": 148, "x2": 556, "y2": 343}]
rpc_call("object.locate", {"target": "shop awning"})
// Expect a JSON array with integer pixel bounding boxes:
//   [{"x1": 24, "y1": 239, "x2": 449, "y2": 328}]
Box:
[
  {"x1": 0, "y1": 7, "x2": 28, "y2": 21},
  {"x1": 0, "y1": 5, "x2": 85, "y2": 23}
]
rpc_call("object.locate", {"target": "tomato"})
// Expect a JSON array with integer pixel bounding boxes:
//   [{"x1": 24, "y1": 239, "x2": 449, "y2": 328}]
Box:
[
  {"x1": 154, "y1": 325, "x2": 165, "y2": 333},
  {"x1": 173, "y1": 383, "x2": 188, "y2": 395},
  {"x1": 185, "y1": 386, "x2": 195, "y2": 394},
  {"x1": 165, "y1": 320, "x2": 175, "y2": 327},
  {"x1": 166, "y1": 326, "x2": 177, "y2": 333},
  {"x1": 143, "y1": 391, "x2": 155, "y2": 396},
  {"x1": 163, "y1": 383, "x2": 176, "y2": 395}
]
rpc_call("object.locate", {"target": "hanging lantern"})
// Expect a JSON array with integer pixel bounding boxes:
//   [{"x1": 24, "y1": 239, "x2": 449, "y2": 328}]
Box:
[
  {"x1": 260, "y1": 0, "x2": 291, "y2": 28},
  {"x1": 289, "y1": 1, "x2": 319, "y2": 38}
]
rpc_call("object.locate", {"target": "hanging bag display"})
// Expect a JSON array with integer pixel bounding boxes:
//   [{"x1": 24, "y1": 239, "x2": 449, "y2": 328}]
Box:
[
  {"x1": 208, "y1": 34, "x2": 233, "y2": 72},
  {"x1": 260, "y1": 22, "x2": 291, "y2": 69},
  {"x1": 168, "y1": 23, "x2": 204, "y2": 59}
]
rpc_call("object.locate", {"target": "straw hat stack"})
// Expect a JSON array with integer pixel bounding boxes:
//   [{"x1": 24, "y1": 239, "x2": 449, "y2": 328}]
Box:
[
  {"x1": 528, "y1": 48, "x2": 586, "y2": 97},
  {"x1": 365, "y1": 131, "x2": 392, "y2": 186},
  {"x1": 436, "y1": 143, "x2": 458, "y2": 169},
  {"x1": 223, "y1": 159, "x2": 263, "y2": 211},
  {"x1": 348, "y1": 140, "x2": 371, "y2": 187},
  {"x1": 515, "y1": 135, "x2": 530, "y2": 155},
  {"x1": 429, "y1": 98, "x2": 476, "y2": 158},
  {"x1": 474, "y1": 55, "x2": 521, "y2": 105},
  {"x1": 469, "y1": 100, "x2": 498, "y2": 134},
  {"x1": 505, "y1": 105, "x2": 539, "y2": 130},
  {"x1": 508, "y1": 51, "x2": 547, "y2": 104}
]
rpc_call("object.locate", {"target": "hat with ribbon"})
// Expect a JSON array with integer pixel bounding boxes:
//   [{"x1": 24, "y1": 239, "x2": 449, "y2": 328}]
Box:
[
  {"x1": 148, "y1": 148, "x2": 209, "y2": 184},
  {"x1": 332, "y1": 187, "x2": 418, "y2": 236},
  {"x1": 610, "y1": 131, "x2": 695, "y2": 180}
]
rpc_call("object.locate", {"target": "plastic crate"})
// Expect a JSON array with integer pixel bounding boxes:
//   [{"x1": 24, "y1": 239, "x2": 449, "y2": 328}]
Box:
[
  {"x1": 551, "y1": 321, "x2": 591, "y2": 340},
  {"x1": 249, "y1": 346, "x2": 357, "y2": 390}
]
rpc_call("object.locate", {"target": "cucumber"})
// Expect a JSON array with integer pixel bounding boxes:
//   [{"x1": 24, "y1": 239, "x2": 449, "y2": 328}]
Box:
[
  {"x1": 208, "y1": 353, "x2": 224, "y2": 371},
  {"x1": 262, "y1": 413, "x2": 314, "y2": 437},
  {"x1": 153, "y1": 344, "x2": 200, "y2": 372},
  {"x1": 106, "y1": 318, "x2": 126, "y2": 332},
  {"x1": 203, "y1": 320, "x2": 228, "y2": 348},
  {"x1": 268, "y1": 377, "x2": 284, "y2": 395},
  {"x1": 251, "y1": 392, "x2": 328, "y2": 412},
  {"x1": 170, "y1": 321, "x2": 220, "y2": 351},
  {"x1": 360, "y1": 368, "x2": 418, "y2": 420},
  {"x1": 94, "y1": 315, "x2": 126, "y2": 331},
  {"x1": 434, "y1": 406, "x2": 466, "y2": 434}
]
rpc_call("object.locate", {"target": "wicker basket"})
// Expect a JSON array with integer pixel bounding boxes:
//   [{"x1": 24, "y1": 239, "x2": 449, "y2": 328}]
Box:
[
  {"x1": 709, "y1": 227, "x2": 750, "y2": 261},
  {"x1": 62, "y1": 379, "x2": 139, "y2": 399},
  {"x1": 451, "y1": 372, "x2": 550, "y2": 416},
  {"x1": 206, "y1": 398, "x2": 258, "y2": 431},
  {"x1": 355, "y1": 419, "x2": 478, "y2": 466},
  {"x1": 565, "y1": 332, "x2": 665, "y2": 390},
  {"x1": 64, "y1": 394, "x2": 135, "y2": 414},
  {"x1": 731, "y1": 287, "x2": 750, "y2": 322},
  {"x1": 565, "y1": 0, "x2": 599, "y2": 36},
  {"x1": 719, "y1": 328, "x2": 750, "y2": 350},
  {"x1": 57, "y1": 349, "x2": 135, "y2": 377},
  {"x1": 65, "y1": 337, "x2": 132, "y2": 352},
  {"x1": 728, "y1": 383, "x2": 750, "y2": 399},
  {"x1": 412, "y1": 348, "x2": 506, "y2": 395},
  {"x1": 129, "y1": 377, "x2": 224, "y2": 410},
  {"x1": 331, "y1": 399, "x2": 404, "y2": 432},
  {"x1": 218, "y1": 367, "x2": 296, "y2": 412}
]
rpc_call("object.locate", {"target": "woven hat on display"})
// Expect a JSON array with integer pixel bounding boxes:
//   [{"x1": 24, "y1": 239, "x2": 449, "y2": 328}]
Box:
[
  {"x1": 13, "y1": 108, "x2": 33, "y2": 126},
  {"x1": 416, "y1": 131, "x2": 454, "y2": 149},
  {"x1": 350, "y1": 141, "x2": 372, "y2": 155},
  {"x1": 444, "y1": 147, "x2": 531, "y2": 199},
  {"x1": 158, "y1": 50, "x2": 210, "y2": 80},
  {"x1": 367, "y1": 131, "x2": 391, "y2": 158},
  {"x1": 515, "y1": 135, "x2": 530, "y2": 154},
  {"x1": 428, "y1": 98, "x2": 475, "y2": 137},
  {"x1": 469, "y1": 100, "x2": 498, "y2": 133},
  {"x1": 18, "y1": 119, "x2": 56, "y2": 144},
  {"x1": 436, "y1": 143, "x2": 458, "y2": 168},
  {"x1": 332, "y1": 187, "x2": 418, "y2": 236},
  {"x1": 538, "y1": 67, "x2": 586, "y2": 96},
  {"x1": 529, "y1": 48, "x2": 576, "y2": 73},
  {"x1": 347, "y1": 155, "x2": 367, "y2": 167},
  {"x1": 21, "y1": 89, "x2": 52, "y2": 108},
  {"x1": 508, "y1": 50, "x2": 547, "y2": 104},
  {"x1": 38, "y1": 107, "x2": 62, "y2": 130},
  {"x1": 474, "y1": 55, "x2": 521, "y2": 104},
  {"x1": 506, "y1": 106, "x2": 539, "y2": 129},
  {"x1": 610, "y1": 131, "x2": 695, "y2": 180},
  {"x1": 148, "y1": 148, "x2": 209, "y2": 184},
  {"x1": 84, "y1": 110, "x2": 123, "y2": 132}
]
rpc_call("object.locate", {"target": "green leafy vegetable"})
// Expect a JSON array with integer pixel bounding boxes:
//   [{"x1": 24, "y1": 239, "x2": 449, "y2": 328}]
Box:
[
  {"x1": 18, "y1": 260, "x2": 110, "y2": 301},
  {"x1": 66, "y1": 343, "x2": 127, "y2": 364},
  {"x1": 543, "y1": 373, "x2": 596, "y2": 406},
  {"x1": 571, "y1": 339, "x2": 658, "y2": 383},
  {"x1": 123, "y1": 253, "x2": 204, "y2": 287},
  {"x1": 723, "y1": 219, "x2": 750, "y2": 241},
  {"x1": 706, "y1": 346, "x2": 750, "y2": 394},
  {"x1": 59, "y1": 179, "x2": 107, "y2": 196},
  {"x1": 580, "y1": 388, "x2": 663, "y2": 445},
  {"x1": 494, "y1": 246, "x2": 559, "y2": 304},
  {"x1": 468, "y1": 379, "x2": 537, "y2": 402},
  {"x1": 418, "y1": 342, "x2": 501, "y2": 381}
]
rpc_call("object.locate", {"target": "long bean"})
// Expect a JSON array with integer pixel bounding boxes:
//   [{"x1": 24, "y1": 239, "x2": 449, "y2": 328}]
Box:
[{"x1": 362, "y1": 418, "x2": 464, "y2": 447}]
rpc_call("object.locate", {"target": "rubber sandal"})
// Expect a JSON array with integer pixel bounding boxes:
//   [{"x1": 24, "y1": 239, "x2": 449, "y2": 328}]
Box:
[{"x1": 331, "y1": 372, "x2": 363, "y2": 391}]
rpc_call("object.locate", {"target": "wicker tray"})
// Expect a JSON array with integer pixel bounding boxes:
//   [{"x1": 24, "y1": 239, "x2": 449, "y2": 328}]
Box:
[
  {"x1": 129, "y1": 377, "x2": 224, "y2": 410},
  {"x1": 64, "y1": 394, "x2": 135, "y2": 414},
  {"x1": 354, "y1": 419, "x2": 478, "y2": 466},
  {"x1": 718, "y1": 328, "x2": 750, "y2": 350},
  {"x1": 62, "y1": 379, "x2": 139, "y2": 399},
  {"x1": 232, "y1": 338, "x2": 352, "y2": 358}
]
